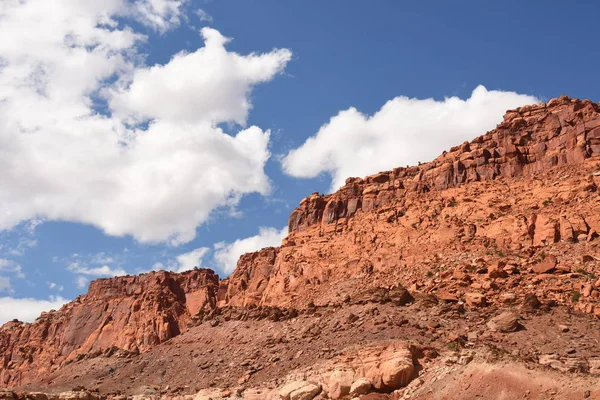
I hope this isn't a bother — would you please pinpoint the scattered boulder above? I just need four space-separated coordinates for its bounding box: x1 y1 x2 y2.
589 358 600 375
0 390 17 400
465 293 487 307
582 255 595 263
194 389 226 400
533 255 557 274
487 312 520 333
358 394 388 400
437 291 459 302
57 392 98 400
500 293 517 304
278 381 321 400
488 263 508 279
350 378 372 396
358 394 389 400
521 293 541 310
327 367 355 399
362 344 414 390
539 354 588 373
241 388 275 400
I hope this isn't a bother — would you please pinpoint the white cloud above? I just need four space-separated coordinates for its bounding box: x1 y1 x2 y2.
130 0 186 32
67 262 128 277
0 2 292 245
0 259 25 279
143 247 209 274
110 27 292 126
213 226 287 274
75 276 89 289
195 8 213 23
0 296 69 324
151 262 165 271
7 238 37 257
282 86 539 190
47 282 64 292
0 277 11 293
175 247 210 273
89 252 115 265
0 221 39 257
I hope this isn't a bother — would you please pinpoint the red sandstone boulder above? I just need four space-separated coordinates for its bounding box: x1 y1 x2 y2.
533 255 557 274
465 293 487 307
487 312 520 333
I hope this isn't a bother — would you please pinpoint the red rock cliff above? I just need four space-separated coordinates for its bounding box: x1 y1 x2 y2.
0 269 218 386
223 96 600 308
2 95 600 389
288 96 600 233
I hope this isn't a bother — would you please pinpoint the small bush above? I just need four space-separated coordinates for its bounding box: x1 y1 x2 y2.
576 268 597 280
447 341 460 352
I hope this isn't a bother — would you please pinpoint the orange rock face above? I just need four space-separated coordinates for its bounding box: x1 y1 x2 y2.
288 95 600 234
225 96 600 309
2 95 600 390
0 269 218 386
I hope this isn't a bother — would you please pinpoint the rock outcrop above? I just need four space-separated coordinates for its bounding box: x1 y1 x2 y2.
222 96 600 309
2 96 600 394
288 95 600 233
0 269 218 386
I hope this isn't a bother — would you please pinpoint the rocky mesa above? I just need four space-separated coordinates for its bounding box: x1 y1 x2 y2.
2 95 600 399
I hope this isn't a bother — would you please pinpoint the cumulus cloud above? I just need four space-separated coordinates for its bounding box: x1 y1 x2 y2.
110 28 292 125
0 296 69 324
75 276 89 290
67 262 128 277
175 247 210 273
214 226 287 274
0 1 292 245
282 86 539 190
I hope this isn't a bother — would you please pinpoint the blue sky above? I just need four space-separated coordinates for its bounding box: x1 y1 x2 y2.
0 0 599 322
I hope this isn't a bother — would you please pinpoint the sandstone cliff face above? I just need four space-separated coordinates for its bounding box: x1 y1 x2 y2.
2 96 600 390
288 95 600 233
224 96 600 308
0 269 218 386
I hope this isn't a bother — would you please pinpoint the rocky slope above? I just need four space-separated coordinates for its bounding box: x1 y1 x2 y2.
222 95 600 309
1 95 600 399
0 269 219 386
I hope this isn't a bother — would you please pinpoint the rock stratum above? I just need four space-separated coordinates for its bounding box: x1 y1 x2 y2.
2 95 600 399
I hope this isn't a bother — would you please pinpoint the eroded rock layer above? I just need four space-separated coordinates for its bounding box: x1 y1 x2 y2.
1 96 600 394
222 96 600 309
288 95 600 233
0 269 218 386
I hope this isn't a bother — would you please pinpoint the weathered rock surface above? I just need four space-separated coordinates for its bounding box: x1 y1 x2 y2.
278 381 321 400
223 96 600 310
487 312 520 333
349 378 372 396
0 269 219 386
2 96 600 397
